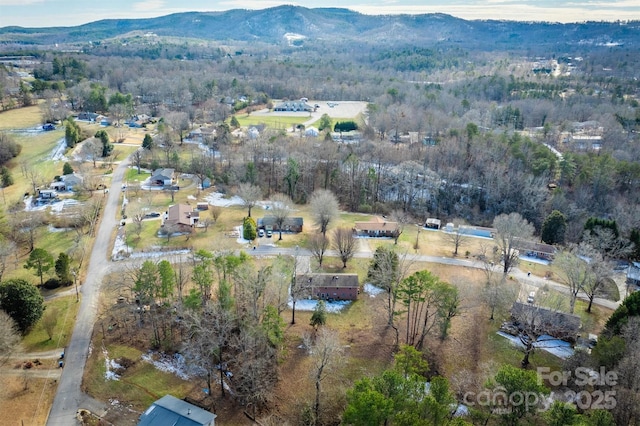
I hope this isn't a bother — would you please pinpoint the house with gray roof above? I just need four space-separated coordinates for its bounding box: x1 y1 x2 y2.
137 394 216 426
151 168 175 187
511 302 581 342
274 101 313 112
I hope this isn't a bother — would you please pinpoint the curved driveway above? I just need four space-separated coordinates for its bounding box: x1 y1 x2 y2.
47 158 129 426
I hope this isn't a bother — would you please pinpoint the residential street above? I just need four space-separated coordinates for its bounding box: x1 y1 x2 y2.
46 157 129 426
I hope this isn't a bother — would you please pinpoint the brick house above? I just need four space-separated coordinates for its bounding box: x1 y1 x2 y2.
296 273 359 301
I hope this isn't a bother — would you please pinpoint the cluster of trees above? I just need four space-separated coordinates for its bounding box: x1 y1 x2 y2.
120 251 292 412
365 245 460 348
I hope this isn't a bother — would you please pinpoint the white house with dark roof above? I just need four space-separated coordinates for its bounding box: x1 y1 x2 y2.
151 168 175 187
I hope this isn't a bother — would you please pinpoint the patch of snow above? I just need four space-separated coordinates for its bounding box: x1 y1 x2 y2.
364 283 384 297
235 225 251 244
23 196 78 213
47 224 73 233
290 298 352 313
141 352 194 380
111 234 132 260
103 347 122 381
204 192 244 207
48 138 68 162
187 195 196 200
496 332 574 359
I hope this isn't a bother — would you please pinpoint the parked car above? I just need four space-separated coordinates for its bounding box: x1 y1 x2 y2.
266 230 272 238
42 123 56 131
527 292 535 304
144 212 161 219
258 229 265 237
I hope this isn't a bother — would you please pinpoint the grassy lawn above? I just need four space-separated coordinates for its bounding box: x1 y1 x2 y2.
22 295 78 352
0 104 43 130
84 341 193 411
233 114 308 129
485 324 564 372
125 168 151 182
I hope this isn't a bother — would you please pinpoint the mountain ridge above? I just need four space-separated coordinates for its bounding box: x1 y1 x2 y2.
0 5 638 51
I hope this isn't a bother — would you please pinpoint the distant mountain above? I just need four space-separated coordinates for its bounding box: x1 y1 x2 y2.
0 6 638 51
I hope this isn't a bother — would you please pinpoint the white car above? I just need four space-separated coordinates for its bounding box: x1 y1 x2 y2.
258 229 265 237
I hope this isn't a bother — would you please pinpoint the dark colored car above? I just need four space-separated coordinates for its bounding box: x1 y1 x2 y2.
43 123 56 131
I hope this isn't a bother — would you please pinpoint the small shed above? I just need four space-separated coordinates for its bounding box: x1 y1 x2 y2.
37 189 58 199
425 218 441 230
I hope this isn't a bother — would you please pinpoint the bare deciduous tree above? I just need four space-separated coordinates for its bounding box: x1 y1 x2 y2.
184 303 235 397
0 311 21 367
493 212 535 274
554 247 593 314
81 137 103 168
238 182 262 218
131 149 144 174
209 205 222 223
270 193 292 241
41 307 58 340
304 328 344 425
0 239 16 282
444 219 471 256
310 189 339 237
308 234 330 268
390 209 412 245
332 227 357 268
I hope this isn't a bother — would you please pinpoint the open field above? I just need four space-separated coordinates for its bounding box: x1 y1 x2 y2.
234 101 368 130
0 104 43 130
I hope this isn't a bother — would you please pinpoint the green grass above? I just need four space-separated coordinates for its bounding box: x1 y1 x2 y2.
85 343 192 410
233 115 308 129
0 104 43 130
125 168 151 182
22 295 78 352
485 321 564 374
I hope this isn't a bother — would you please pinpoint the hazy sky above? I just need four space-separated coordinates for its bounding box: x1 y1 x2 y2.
1 0 639 28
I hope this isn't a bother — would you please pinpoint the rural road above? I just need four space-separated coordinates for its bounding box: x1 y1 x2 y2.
46 158 129 426
249 244 622 310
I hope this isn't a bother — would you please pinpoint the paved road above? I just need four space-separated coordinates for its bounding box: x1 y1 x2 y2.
46 158 129 426
249 245 621 310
